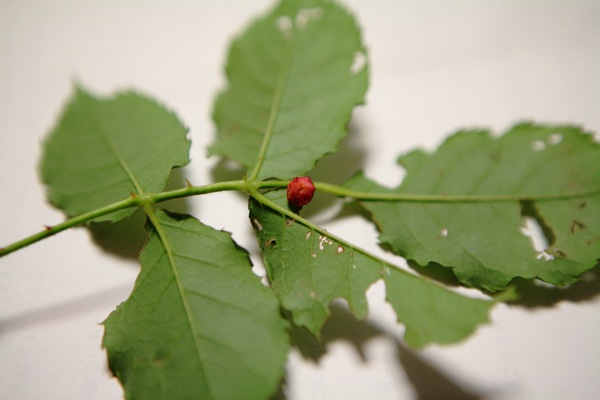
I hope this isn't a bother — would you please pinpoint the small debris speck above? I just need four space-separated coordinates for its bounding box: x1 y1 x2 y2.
531 140 545 151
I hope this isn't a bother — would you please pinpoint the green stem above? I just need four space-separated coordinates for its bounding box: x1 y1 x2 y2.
0 196 138 257
249 179 600 202
3 176 598 259
314 182 600 203
150 180 248 202
0 180 249 258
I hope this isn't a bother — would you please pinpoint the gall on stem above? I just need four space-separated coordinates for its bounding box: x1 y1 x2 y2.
287 176 315 210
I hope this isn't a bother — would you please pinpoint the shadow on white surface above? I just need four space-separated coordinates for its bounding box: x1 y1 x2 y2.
0 284 133 335
284 303 488 400
508 266 600 309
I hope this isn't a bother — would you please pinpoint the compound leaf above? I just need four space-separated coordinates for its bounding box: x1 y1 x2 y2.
345 123 600 292
103 210 289 400
249 190 492 347
210 0 368 180
40 88 190 222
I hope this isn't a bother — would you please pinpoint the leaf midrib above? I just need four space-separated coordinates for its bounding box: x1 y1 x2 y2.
88 101 145 196
145 209 216 399
248 34 295 181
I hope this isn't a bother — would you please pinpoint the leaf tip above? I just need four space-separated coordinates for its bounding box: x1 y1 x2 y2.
491 285 520 303
70 80 94 99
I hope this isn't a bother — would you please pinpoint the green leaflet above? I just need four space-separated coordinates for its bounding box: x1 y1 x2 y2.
249 190 493 347
40 88 190 222
103 210 289 400
209 0 368 180
345 123 600 292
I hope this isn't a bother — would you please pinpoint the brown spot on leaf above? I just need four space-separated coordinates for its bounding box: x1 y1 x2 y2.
265 239 277 248
553 249 567 258
579 201 587 209
587 237 600 245
571 220 586 234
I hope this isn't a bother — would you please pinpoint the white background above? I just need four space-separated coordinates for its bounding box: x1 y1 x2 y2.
1 1 600 399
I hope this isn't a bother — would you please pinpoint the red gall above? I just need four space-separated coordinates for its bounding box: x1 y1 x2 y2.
287 176 315 209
